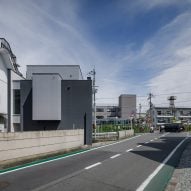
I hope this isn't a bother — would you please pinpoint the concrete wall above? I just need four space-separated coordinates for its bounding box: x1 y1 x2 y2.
118 129 134 139
0 53 8 115
119 94 136 119
0 129 84 164
26 65 83 80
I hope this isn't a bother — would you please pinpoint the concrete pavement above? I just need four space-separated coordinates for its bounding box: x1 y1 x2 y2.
0 132 189 191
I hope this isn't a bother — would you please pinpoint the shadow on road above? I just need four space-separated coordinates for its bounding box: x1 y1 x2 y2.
131 135 191 169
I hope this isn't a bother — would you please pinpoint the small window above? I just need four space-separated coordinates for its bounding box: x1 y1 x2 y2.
96 108 104 112
13 90 20 114
96 116 104 119
157 111 161 115
180 110 183 115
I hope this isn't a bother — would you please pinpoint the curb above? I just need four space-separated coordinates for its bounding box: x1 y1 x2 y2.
143 138 189 191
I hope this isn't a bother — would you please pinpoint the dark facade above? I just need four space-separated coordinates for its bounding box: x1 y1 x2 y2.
20 80 92 145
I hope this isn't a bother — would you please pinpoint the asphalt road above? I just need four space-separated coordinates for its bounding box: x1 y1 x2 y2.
0 132 188 191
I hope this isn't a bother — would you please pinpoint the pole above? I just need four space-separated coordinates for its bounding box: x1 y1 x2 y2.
139 103 142 119
88 68 97 138
148 93 153 127
92 68 96 136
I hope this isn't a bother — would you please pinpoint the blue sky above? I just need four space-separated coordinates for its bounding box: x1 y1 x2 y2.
1 0 191 110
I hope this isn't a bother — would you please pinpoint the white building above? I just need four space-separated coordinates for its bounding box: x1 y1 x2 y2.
0 38 24 132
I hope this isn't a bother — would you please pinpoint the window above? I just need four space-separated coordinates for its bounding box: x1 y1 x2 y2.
180 110 183 115
157 111 162 115
0 116 5 124
166 110 171 115
13 90 20 114
107 108 116 112
96 116 104 119
96 108 104 112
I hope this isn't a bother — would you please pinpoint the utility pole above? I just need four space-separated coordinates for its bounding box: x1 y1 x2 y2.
88 67 97 136
148 93 154 127
139 103 142 119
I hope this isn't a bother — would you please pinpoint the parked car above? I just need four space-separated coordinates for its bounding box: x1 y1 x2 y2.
160 123 184 132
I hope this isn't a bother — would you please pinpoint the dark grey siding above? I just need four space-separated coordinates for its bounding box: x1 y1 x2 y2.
20 80 92 145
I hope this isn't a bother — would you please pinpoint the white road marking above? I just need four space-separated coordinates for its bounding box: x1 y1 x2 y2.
110 154 121 159
145 142 149 144
137 145 142 148
0 135 142 176
154 138 158 140
85 162 102 170
150 139 154 142
126 149 133 152
136 137 188 191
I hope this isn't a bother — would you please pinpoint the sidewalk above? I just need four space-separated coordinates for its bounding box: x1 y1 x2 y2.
165 134 191 191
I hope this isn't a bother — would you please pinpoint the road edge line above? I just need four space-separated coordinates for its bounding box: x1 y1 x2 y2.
0 135 141 175
136 136 188 191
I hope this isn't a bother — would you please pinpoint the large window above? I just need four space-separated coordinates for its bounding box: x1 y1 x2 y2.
13 90 20 114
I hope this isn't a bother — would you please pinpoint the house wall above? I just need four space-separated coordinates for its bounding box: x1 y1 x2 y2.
20 80 92 145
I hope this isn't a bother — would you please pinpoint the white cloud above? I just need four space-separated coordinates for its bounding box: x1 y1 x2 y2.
1 0 191 110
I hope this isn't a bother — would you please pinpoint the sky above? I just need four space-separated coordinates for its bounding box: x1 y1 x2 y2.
1 0 191 111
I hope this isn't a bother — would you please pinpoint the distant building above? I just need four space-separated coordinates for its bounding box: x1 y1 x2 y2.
119 94 136 119
96 105 119 120
96 94 137 123
152 107 191 127
0 38 24 132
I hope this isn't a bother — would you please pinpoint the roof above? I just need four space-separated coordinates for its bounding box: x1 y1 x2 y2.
0 38 22 76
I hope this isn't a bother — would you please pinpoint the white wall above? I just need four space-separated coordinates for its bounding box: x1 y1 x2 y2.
118 129 134 139
27 65 83 80
0 55 8 115
0 129 84 164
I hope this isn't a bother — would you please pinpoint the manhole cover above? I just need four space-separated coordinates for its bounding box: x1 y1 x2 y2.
0 181 10 189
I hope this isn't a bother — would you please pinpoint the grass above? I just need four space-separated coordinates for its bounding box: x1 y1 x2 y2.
95 124 150 133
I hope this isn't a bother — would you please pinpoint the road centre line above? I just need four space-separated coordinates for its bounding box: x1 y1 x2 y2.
136 136 188 191
85 162 102 170
110 154 121 159
0 135 142 175
126 149 133 152
137 145 142 148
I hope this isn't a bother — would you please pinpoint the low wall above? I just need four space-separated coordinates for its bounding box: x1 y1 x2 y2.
0 129 84 164
118 129 134 139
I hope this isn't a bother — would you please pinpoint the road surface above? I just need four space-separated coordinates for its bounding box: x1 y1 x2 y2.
0 132 189 191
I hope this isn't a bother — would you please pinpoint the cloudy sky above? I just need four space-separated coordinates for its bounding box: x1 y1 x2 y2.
1 0 191 111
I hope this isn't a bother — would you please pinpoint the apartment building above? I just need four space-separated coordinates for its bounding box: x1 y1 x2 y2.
152 107 191 127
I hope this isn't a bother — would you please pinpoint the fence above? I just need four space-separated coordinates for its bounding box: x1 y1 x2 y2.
92 129 134 141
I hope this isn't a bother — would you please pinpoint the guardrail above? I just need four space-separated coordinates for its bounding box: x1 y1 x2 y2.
92 129 134 141
92 132 118 141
